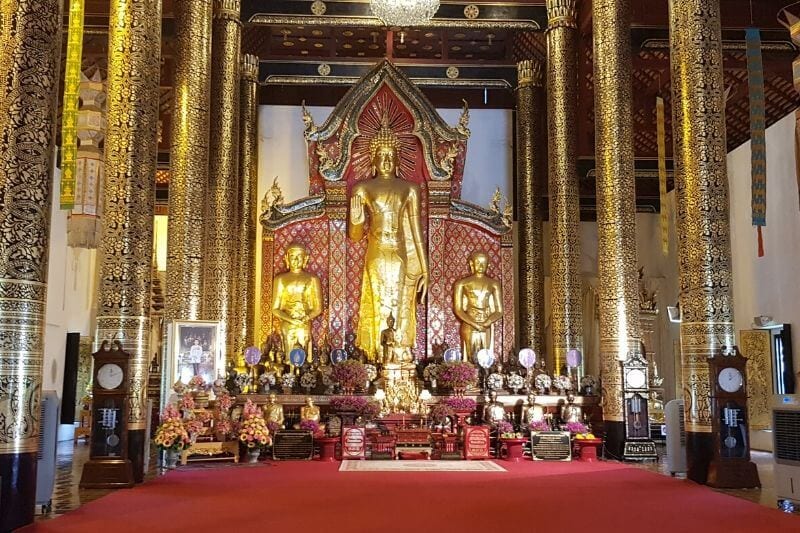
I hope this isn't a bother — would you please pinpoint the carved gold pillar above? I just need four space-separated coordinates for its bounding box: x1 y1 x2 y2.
233 54 259 358
166 0 213 321
669 0 735 484
204 0 241 362
546 0 583 374
593 0 642 457
516 59 546 359
0 1 61 528
95 0 162 483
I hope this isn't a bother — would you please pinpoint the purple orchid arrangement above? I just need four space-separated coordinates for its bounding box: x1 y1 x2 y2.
564 421 588 434
442 397 477 412
332 359 368 389
436 362 478 388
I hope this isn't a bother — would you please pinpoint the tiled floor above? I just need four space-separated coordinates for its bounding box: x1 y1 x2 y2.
37 441 791 522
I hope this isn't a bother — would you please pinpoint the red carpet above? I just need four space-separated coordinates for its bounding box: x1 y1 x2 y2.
26 460 798 533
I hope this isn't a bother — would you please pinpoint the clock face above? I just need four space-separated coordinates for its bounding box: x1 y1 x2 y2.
718 367 743 393
626 368 646 389
97 363 124 390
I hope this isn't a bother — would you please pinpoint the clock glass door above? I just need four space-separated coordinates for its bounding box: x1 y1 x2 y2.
625 393 650 439
91 397 124 457
718 400 748 459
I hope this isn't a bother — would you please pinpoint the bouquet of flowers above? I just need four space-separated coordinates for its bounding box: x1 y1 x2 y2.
330 395 381 419
564 421 588 435
580 375 597 389
507 373 525 392
497 419 515 438
212 378 227 396
215 392 234 413
364 364 378 382
436 362 478 389
215 418 233 440
259 372 277 388
300 371 318 391
238 399 271 450
280 372 296 391
442 397 476 412
234 372 251 393
188 375 206 391
332 359 368 390
154 405 191 452
186 418 204 438
423 363 440 382
179 392 195 411
429 402 454 421
299 419 322 436
554 375 572 394
529 420 551 432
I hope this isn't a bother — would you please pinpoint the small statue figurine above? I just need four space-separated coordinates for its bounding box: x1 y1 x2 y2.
453 251 504 363
522 393 546 425
483 390 506 426
380 312 398 364
298 396 325 432
272 244 323 360
263 392 285 429
560 393 583 424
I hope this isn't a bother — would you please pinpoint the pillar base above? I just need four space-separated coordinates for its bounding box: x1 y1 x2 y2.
0 452 37 531
129 429 146 483
603 420 625 459
686 431 714 484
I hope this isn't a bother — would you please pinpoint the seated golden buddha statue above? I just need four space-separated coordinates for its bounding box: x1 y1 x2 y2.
348 113 428 362
560 393 583 424
271 244 323 361
483 391 506 426
295 396 325 432
453 251 503 363
263 392 285 429
523 393 546 425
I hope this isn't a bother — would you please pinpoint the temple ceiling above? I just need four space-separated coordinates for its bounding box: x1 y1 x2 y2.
68 0 800 219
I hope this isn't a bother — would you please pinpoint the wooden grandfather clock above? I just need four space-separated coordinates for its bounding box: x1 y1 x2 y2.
706 347 760 489
621 353 657 460
80 340 135 489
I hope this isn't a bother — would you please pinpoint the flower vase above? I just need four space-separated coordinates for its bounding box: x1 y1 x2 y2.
453 386 466 398
342 386 355 396
247 449 260 463
165 449 180 469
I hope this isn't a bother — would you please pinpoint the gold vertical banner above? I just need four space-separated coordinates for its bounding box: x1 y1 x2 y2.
60 0 85 210
656 96 669 255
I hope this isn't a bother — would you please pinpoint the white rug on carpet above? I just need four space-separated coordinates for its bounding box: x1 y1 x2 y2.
339 460 506 472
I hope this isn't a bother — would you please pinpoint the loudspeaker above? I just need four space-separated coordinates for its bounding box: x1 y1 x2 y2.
61 332 81 424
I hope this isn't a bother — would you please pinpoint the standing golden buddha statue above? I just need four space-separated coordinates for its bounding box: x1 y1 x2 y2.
271 244 323 360
348 114 428 361
453 251 504 363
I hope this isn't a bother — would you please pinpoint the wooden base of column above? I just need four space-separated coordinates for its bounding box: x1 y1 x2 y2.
0 452 37 531
128 429 146 483
603 420 625 459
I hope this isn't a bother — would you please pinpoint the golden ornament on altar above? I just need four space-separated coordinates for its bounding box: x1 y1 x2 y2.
263 392 285 427
453 251 503 363
348 112 428 361
271 244 323 360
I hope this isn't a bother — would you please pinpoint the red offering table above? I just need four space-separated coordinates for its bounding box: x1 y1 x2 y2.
574 438 603 462
317 436 339 462
499 437 527 462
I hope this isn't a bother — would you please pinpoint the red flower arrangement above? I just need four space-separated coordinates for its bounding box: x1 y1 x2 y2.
442 397 476 412
332 359 368 390
436 362 479 389
429 402 454 421
299 419 322 436
330 395 380 418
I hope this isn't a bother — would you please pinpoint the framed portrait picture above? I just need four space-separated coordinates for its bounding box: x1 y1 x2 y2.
163 320 223 403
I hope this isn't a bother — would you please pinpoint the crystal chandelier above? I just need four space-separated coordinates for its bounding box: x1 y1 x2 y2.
370 0 441 26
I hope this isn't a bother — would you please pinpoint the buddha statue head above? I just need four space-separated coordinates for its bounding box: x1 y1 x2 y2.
566 392 575 403
468 251 489 276
369 113 400 179
304 396 315 408
284 243 310 273
527 393 537 405
488 390 498 403
385 311 396 330
267 392 278 404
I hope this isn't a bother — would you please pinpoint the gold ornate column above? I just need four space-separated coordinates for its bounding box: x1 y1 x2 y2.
669 0 735 484
593 0 642 457
233 54 259 358
516 59 546 359
166 0 213 321
0 1 62 528
204 0 241 362
546 0 583 374
95 0 162 483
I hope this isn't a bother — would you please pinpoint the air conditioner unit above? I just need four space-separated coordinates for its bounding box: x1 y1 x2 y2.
665 399 687 476
36 391 61 514
773 395 800 512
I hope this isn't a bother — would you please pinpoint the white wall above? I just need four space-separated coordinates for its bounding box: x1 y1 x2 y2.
729 110 800 382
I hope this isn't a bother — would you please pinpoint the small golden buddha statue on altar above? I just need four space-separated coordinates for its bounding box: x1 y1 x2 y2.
263 392 285 429
297 396 325 432
271 244 323 360
523 393 546 425
560 393 583 424
483 391 506 426
453 251 503 363
348 112 428 362
379 312 403 364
